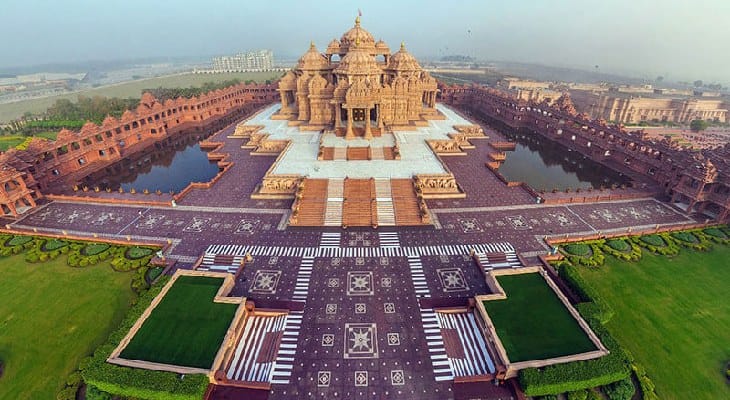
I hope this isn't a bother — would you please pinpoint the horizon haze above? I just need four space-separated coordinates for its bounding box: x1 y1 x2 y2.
2 0 729 83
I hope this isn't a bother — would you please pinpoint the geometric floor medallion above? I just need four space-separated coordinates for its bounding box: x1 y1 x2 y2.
249 270 282 294
344 322 379 359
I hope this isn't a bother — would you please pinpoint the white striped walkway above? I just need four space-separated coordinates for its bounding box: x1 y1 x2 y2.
407 255 430 298
292 257 313 301
319 232 341 248
436 311 495 377
421 308 454 382
270 310 303 384
226 313 287 382
201 242 515 260
378 231 400 247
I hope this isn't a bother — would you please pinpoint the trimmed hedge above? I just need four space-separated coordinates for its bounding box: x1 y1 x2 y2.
558 264 614 324
83 243 110 256
81 276 210 400
603 376 635 400
518 315 630 396
564 243 591 256
703 227 727 239
671 231 698 243
601 238 642 262
605 239 630 252
639 234 665 247
632 234 680 255
6 235 33 247
127 246 154 260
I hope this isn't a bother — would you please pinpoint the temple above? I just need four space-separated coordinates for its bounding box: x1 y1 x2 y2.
274 16 440 137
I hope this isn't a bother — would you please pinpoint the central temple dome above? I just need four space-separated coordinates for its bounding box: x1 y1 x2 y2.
339 16 376 51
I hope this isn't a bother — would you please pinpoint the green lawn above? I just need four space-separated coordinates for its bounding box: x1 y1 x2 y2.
119 275 237 369
0 255 135 400
577 246 730 400
483 273 597 362
0 71 283 123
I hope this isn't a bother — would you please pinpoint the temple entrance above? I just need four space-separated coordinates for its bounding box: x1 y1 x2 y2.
352 108 367 122
370 106 378 122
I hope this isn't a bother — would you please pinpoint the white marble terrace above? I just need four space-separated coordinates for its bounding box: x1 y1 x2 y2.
243 103 473 179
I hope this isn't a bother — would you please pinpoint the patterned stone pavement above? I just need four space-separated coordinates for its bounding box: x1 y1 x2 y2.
6 109 700 400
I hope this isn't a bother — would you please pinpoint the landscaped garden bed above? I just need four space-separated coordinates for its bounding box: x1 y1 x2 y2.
483 273 597 362
118 275 238 369
82 276 210 400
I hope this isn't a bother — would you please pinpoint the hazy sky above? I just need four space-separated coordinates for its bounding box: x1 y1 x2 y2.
2 0 729 82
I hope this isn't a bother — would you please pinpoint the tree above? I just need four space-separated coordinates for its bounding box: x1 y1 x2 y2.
690 119 709 132
655 76 663 82
604 377 635 400
693 80 703 87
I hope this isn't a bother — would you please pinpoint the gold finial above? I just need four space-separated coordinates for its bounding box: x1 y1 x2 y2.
310 40 316 49
355 37 361 46
355 15 361 25
400 41 406 51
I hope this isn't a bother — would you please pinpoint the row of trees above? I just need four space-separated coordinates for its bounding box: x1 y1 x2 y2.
142 78 247 101
3 79 252 139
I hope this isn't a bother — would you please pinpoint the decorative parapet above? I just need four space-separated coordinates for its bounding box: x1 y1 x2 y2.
230 124 265 138
426 139 467 156
453 124 487 138
414 173 465 199
252 174 302 200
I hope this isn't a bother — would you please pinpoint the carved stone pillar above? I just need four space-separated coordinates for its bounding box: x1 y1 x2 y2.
346 107 354 140
334 104 342 129
377 104 384 129
364 107 373 140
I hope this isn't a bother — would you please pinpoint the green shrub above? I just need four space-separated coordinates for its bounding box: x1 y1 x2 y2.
44 239 68 251
639 235 665 247
586 389 602 400
56 386 78 400
564 243 591 256
25 252 40 263
567 390 589 400
85 385 113 400
632 363 658 400
78 258 89 268
66 371 82 387
703 227 727 239
671 231 698 243
147 267 164 283
6 235 33 247
604 377 635 400
126 246 154 260
539 395 558 400
83 243 110 256
606 239 630 252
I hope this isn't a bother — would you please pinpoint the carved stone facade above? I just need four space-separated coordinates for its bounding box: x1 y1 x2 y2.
275 17 440 138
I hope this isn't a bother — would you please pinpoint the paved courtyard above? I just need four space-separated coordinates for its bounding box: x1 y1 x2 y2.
6 106 699 399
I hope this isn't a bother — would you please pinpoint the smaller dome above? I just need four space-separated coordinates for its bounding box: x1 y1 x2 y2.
375 39 389 52
388 42 421 71
298 42 328 70
327 39 341 52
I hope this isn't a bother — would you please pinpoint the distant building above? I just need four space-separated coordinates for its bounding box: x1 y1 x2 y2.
570 89 728 124
210 50 274 72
